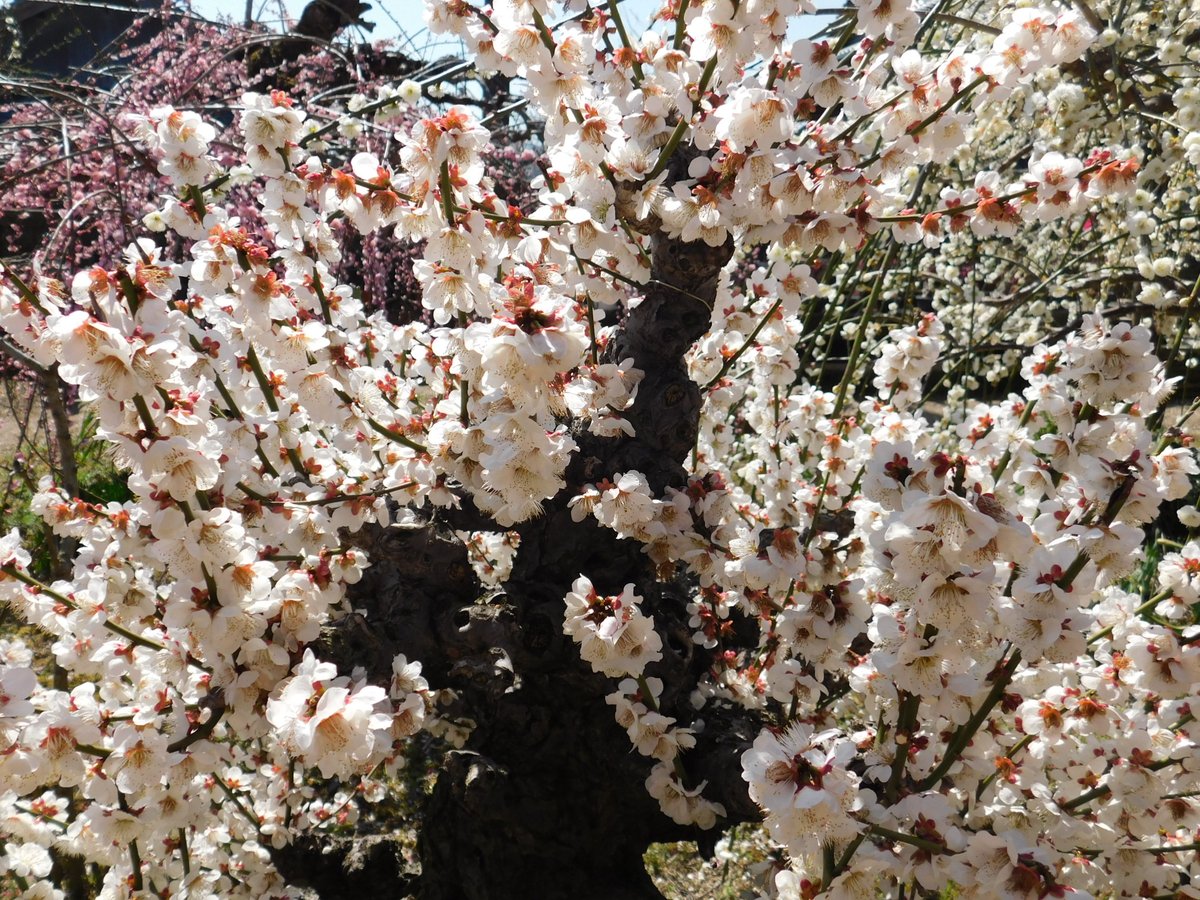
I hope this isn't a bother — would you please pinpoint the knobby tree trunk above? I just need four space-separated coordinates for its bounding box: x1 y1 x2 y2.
274 152 766 899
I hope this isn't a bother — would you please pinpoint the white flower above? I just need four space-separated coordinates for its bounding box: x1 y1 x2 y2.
563 576 663 678
645 761 726 829
2 842 53 879
742 722 865 857
398 79 422 105
0 664 36 719
1178 506 1200 529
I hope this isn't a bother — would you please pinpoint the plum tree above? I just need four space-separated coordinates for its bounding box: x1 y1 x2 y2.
0 1 1198 899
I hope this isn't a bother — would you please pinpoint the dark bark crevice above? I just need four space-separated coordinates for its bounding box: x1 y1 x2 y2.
273 833 417 899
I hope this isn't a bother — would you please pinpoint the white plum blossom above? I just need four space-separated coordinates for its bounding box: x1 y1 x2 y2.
563 576 663 679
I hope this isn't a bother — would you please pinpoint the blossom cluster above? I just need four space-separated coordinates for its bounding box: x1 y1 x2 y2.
562 575 730 829
889 0 1200 398
709 310 1197 897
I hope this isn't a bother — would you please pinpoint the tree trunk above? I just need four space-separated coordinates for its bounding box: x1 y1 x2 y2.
277 153 765 899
